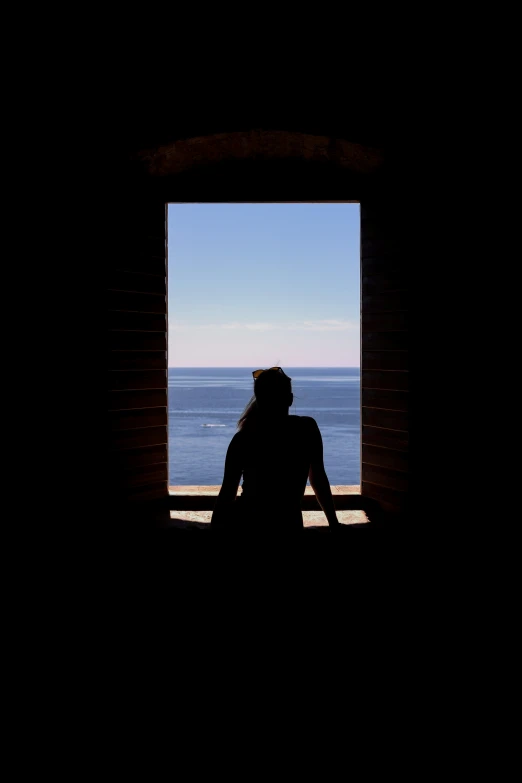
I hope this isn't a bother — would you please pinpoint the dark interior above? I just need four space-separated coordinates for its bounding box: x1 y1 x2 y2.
104 103 444 546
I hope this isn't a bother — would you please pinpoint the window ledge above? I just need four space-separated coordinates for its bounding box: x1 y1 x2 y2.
168 485 364 511
167 508 369 528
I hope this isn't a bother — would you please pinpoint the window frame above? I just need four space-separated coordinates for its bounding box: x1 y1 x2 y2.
165 201 369 514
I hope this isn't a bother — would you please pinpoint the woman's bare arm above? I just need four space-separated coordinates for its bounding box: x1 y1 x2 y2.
211 433 243 527
308 419 340 527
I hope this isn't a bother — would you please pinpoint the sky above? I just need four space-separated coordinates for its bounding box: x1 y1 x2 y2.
168 203 360 367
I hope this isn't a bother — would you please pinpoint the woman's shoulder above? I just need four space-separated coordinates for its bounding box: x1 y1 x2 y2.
292 415 319 430
228 429 245 449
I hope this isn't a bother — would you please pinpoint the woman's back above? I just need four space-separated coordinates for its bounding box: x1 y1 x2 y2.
239 415 314 510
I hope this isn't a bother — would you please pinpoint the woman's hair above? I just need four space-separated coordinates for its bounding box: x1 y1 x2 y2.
238 369 292 430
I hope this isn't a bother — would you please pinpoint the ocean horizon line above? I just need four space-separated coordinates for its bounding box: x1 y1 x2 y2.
168 366 360 369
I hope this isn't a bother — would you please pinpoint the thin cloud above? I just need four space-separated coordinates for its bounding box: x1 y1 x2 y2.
244 322 277 331
218 322 277 331
169 321 276 332
297 319 358 331
169 319 357 333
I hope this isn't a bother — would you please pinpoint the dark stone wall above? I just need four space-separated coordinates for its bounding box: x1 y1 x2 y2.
107 121 414 524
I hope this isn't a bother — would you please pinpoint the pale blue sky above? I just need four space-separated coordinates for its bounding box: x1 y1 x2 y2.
168 203 360 367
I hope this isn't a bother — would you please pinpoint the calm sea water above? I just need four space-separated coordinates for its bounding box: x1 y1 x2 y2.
168 368 360 486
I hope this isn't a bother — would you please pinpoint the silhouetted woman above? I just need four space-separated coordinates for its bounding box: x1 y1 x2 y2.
211 367 341 531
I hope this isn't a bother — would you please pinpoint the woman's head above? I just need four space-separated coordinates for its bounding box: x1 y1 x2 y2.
238 368 293 430
253 368 293 412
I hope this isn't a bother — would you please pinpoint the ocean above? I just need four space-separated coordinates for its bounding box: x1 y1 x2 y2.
168 368 360 486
